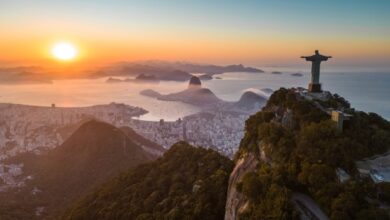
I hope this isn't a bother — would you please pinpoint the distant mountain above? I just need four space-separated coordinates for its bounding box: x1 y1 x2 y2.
119 64 192 81
159 88 222 106
62 142 234 220
121 73 160 84
134 73 159 82
105 74 160 84
0 66 53 85
141 76 222 106
140 87 222 106
96 61 264 82
139 89 162 98
176 63 263 74
0 71 53 84
140 61 264 74
96 64 193 81
188 75 202 89
0 120 156 219
106 77 122 83
234 91 267 110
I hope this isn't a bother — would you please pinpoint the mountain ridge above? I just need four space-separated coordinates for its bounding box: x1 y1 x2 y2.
0 119 157 219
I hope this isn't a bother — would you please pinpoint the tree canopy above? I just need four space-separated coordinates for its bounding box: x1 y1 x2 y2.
63 142 233 220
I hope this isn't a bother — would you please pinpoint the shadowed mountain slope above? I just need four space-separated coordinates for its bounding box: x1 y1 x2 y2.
0 120 156 219
62 142 233 220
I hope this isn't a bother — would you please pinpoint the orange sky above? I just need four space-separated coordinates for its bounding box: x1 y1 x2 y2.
1 1 390 70
2 32 389 69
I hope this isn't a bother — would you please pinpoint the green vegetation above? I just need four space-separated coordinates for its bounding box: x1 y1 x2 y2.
63 142 233 220
237 88 390 219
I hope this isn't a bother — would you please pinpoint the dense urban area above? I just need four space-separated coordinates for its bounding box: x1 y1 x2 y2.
0 102 250 191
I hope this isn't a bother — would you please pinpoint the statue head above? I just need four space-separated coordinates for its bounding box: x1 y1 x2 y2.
315 50 319 55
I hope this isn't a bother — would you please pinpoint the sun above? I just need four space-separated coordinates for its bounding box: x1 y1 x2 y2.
51 42 78 61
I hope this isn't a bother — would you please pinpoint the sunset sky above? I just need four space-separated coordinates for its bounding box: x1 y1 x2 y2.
1 0 390 69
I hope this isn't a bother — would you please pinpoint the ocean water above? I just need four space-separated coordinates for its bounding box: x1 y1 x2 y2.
204 71 390 120
0 70 389 120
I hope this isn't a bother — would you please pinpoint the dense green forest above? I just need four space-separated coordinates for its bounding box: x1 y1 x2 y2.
63 142 233 220
237 88 390 219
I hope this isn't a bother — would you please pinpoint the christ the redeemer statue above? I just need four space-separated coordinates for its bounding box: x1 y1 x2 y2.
301 50 331 93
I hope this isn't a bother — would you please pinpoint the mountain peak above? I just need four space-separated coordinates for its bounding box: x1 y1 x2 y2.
188 75 202 89
16 119 155 216
235 91 267 110
55 119 128 154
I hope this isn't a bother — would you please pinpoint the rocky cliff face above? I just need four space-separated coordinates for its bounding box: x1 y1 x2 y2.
225 152 259 220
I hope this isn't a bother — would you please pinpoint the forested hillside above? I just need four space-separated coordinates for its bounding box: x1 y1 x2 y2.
63 142 234 220
232 88 390 219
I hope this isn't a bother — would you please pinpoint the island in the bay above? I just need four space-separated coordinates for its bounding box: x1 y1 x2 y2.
140 75 267 111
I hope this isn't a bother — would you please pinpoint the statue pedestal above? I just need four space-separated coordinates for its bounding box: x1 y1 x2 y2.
308 83 322 93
